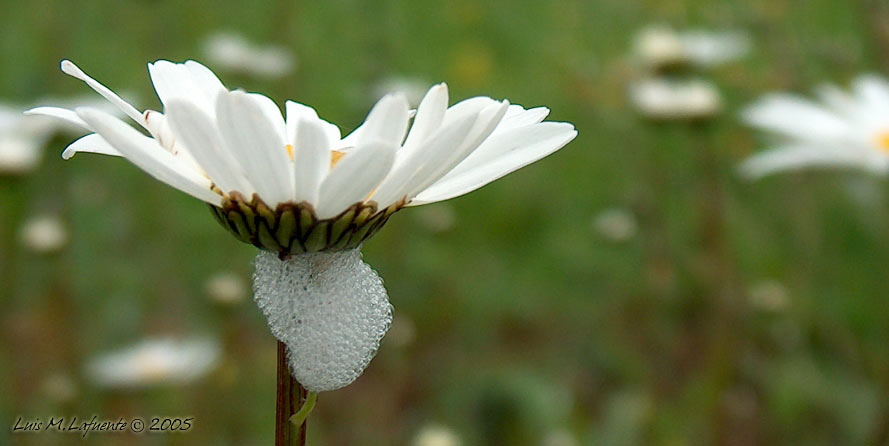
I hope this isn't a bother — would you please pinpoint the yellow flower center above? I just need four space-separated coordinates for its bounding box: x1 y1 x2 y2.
330 150 345 167
284 145 345 167
877 132 889 154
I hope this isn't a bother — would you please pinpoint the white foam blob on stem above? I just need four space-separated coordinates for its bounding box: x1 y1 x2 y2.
253 248 393 392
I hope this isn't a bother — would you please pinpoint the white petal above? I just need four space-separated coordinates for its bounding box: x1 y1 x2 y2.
24 106 90 130
370 112 479 209
358 93 410 146
165 99 254 195
411 122 576 205
148 60 225 113
738 144 886 179
76 108 221 205
853 74 889 114
61 133 122 160
815 84 860 119
405 99 510 198
495 106 550 133
246 93 287 143
741 94 850 142
401 83 448 154
216 91 291 204
445 118 563 178
316 140 395 218
292 117 332 204
184 60 227 97
61 60 147 127
441 96 499 127
285 101 341 146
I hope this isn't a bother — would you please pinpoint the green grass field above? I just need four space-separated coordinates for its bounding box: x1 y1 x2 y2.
3 0 889 444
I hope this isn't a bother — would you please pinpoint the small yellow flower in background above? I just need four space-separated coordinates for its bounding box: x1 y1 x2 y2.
739 75 889 179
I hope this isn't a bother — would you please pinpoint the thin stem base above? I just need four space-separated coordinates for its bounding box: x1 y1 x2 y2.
275 340 308 446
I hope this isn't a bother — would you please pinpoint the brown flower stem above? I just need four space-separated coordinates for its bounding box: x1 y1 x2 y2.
275 340 308 446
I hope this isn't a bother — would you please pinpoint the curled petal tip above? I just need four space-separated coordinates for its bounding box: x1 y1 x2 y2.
60 60 81 77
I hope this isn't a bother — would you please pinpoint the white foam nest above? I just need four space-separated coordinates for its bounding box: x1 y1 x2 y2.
253 248 392 392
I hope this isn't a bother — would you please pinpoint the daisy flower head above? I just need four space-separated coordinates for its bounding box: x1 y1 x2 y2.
30 59 577 392
739 75 889 179
29 59 577 258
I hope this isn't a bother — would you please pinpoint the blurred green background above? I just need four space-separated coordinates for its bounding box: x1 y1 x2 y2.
3 0 889 444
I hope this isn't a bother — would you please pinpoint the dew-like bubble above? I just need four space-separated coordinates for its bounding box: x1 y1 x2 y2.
253 248 393 392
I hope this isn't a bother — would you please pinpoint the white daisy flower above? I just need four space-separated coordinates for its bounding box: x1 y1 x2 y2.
31 59 576 393
19 214 68 254
677 29 751 68
628 77 722 120
633 25 751 70
592 207 637 243
202 32 296 79
747 279 789 312
0 105 53 175
28 59 576 257
739 75 889 179
204 271 248 305
413 424 462 446
85 337 220 388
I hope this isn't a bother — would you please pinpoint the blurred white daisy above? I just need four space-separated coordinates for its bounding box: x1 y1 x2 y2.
739 75 889 179
202 32 295 79
413 424 462 446
678 29 751 68
633 25 751 70
0 96 129 175
19 214 68 253
0 105 51 174
747 279 790 312
204 271 247 305
592 207 637 243
372 76 430 108
86 337 220 388
629 77 722 120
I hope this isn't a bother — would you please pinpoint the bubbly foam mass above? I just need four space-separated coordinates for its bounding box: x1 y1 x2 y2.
253 248 393 392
